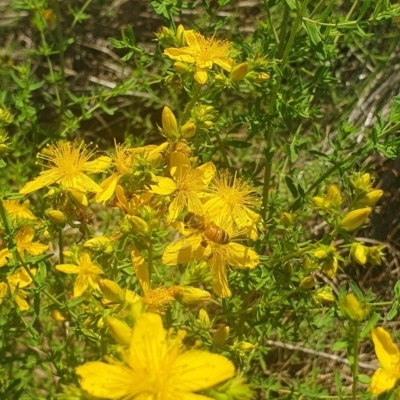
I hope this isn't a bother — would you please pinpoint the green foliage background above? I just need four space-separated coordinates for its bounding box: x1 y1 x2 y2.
0 0 400 399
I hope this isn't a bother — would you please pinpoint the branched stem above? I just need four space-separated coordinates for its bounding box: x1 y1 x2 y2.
262 0 311 220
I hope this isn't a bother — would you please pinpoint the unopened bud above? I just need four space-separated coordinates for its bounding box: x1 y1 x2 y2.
69 190 88 207
356 190 383 207
173 61 190 74
248 71 270 83
84 236 113 254
0 144 9 155
350 242 367 266
340 293 369 322
196 308 211 329
176 24 186 46
213 325 230 347
231 62 248 81
127 215 149 236
300 276 315 289
280 212 292 227
176 287 211 305
107 316 131 346
313 286 335 305
312 196 327 208
367 245 385 266
237 341 255 352
162 106 178 140
47 209 67 224
99 279 125 304
326 185 342 208
181 122 196 139
321 257 338 278
340 207 371 231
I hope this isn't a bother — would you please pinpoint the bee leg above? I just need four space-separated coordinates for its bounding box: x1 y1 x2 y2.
200 240 208 248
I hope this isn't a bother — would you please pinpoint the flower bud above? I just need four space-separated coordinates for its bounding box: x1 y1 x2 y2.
350 173 372 192
312 196 327 208
313 286 335 305
213 325 230 347
280 212 292 227
69 190 88 207
300 276 315 289
107 316 131 346
181 122 196 139
176 24 186 47
237 341 255 352
176 287 211 305
340 293 370 322
47 209 67 224
340 207 371 231
356 189 383 207
127 215 149 236
231 62 248 81
0 143 9 155
173 61 189 74
84 236 113 254
326 185 342 208
99 279 125 304
248 71 270 83
162 106 178 140
196 308 211 329
350 242 367 266
367 245 385 266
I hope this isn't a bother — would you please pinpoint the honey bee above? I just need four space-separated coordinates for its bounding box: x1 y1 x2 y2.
184 212 230 247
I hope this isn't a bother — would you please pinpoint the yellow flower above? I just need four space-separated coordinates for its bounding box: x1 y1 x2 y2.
56 253 103 297
76 312 235 399
95 143 132 203
0 248 13 267
2 267 34 310
142 286 181 314
19 141 111 195
204 173 260 239
151 152 216 220
164 30 233 85
3 200 36 221
163 217 259 298
370 327 400 395
15 226 49 261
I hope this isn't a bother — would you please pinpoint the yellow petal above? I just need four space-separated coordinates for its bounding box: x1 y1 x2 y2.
171 350 235 391
76 362 136 398
19 170 59 194
225 242 259 269
170 151 190 181
84 156 111 173
184 30 201 49
162 236 205 265
0 282 7 301
61 173 102 193
56 264 80 274
369 368 398 395
151 177 177 195
24 242 49 256
214 57 233 71
197 162 216 185
96 173 120 203
74 275 89 297
210 254 231 298
169 194 186 221
164 47 196 63
128 313 167 370
15 291 29 311
372 327 400 372
0 248 12 267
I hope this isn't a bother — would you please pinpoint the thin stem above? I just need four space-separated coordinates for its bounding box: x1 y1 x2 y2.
261 0 311 220
50 0 66 129
351 323 359 400
147 240 153 278
58 228 64 264
71 0 93 30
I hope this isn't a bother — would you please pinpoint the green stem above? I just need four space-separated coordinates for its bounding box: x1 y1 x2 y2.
71 0 93 30
261 0 311 220
269 244 314 265
50 0 66 130
180 85 201 124
147 240 153 278
351 323 359 400
58 228 64 264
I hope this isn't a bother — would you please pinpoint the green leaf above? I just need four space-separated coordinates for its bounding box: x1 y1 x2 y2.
387 302 398 321
332 340 348 351
0 159 6 168
285 176 298 197
303 21 322 47
358 374 371 384
224 139 252 149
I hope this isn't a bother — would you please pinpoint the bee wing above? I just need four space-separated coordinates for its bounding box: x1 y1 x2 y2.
162 235 206 265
